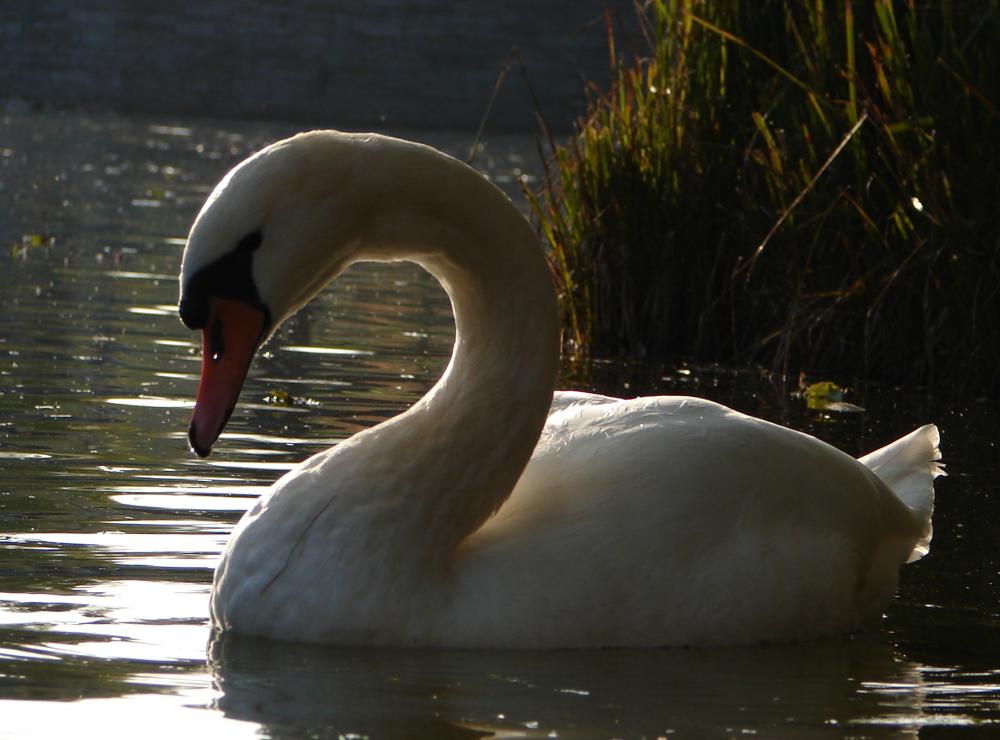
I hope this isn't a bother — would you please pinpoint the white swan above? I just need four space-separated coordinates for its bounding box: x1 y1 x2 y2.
178 131 942 647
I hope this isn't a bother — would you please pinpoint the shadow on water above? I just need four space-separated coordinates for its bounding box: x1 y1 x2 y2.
1 108 999 737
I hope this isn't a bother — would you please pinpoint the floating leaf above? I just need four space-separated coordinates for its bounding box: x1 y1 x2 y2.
263 389 294 406
22 233 55 249
803 381 865 412
262 389 320 408
804 381 843 402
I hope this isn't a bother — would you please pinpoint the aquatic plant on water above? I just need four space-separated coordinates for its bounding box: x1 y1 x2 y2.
526 0 999 393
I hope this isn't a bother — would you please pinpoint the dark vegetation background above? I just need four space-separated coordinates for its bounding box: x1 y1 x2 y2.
530 1 999 395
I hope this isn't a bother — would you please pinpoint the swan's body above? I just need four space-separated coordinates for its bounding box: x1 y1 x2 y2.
178 131 942 647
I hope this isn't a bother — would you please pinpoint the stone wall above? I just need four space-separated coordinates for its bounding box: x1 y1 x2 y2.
1 0 636 131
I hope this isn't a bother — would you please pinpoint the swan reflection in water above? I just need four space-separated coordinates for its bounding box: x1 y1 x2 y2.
209 634 932 738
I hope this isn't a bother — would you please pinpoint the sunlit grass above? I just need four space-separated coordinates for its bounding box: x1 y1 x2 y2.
527 0 999 392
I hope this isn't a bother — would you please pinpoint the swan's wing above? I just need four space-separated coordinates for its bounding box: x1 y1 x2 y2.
452 395 900 645
506 394 876 526
548 390 623 415
448 395 943 646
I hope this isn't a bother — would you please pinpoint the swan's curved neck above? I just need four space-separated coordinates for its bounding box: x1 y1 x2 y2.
331 145 559 564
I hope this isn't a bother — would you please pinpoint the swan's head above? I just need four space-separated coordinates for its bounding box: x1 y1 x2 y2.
178 131 376 457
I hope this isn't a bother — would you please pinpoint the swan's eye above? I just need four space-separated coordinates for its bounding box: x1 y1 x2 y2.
210 317 225 362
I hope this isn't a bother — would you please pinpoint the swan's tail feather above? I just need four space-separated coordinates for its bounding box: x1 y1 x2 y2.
858 424 943 562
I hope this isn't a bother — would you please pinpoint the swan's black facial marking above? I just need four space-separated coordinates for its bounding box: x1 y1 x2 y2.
179 229 271 331
235 230 263 253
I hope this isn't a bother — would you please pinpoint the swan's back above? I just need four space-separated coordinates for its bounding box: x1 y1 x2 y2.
447 396 939 647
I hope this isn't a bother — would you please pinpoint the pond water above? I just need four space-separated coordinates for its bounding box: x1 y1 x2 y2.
1 109 998 738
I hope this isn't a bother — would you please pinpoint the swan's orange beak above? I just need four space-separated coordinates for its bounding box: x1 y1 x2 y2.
189 297 267 458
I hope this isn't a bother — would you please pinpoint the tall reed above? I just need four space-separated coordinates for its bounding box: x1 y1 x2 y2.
527 0 999 392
